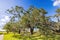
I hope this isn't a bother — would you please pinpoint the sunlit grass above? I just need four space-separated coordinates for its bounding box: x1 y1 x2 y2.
3 32 21 40
3 32 60 40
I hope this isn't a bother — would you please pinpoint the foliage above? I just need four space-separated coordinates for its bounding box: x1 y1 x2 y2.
4 6 60 36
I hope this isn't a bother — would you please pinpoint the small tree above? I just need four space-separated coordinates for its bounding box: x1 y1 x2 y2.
4 22 12 33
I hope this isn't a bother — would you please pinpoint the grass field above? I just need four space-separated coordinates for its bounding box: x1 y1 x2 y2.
3 32 60 40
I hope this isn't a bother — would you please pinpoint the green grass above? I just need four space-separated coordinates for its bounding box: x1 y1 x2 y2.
0 32 6 35
0 32 3 35
3 32 60 40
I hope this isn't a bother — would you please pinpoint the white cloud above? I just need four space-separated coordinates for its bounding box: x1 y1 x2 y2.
53 0 60 7
51 17 58 22
1 19 5 22
1 16 10 22
5 16 10 21
0 16 10 28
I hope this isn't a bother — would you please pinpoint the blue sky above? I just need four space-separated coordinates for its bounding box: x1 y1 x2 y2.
0 0 60 29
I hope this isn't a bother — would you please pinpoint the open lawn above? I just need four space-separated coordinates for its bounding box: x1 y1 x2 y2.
3 32 60 40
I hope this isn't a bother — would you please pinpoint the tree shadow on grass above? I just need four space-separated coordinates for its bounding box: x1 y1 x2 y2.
12 34 22 39
12 34 38 40
12 34 57 40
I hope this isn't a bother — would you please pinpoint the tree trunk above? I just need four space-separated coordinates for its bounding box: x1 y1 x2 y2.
7 30 9 34
30 27 34 35
18 29 21 34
